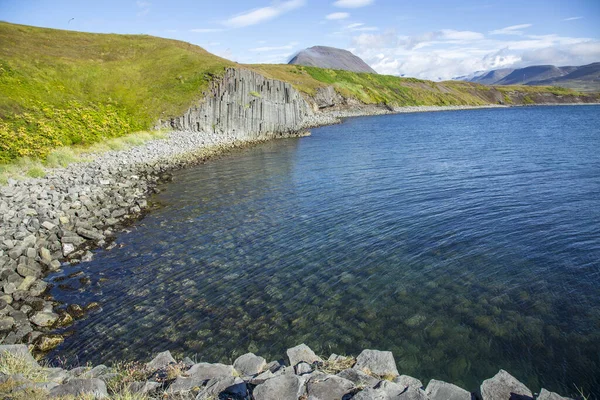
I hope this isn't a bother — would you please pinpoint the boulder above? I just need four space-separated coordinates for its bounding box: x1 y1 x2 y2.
537 388 573 400
49 378 108 399
399 386 429 400
0 344 39 368
352 387 389 400
375 380 406 397
35 334 64 352
253 374 306 400
353 349 399 377
337 368 380 388
128 380 161 394
168 362 234 393
146 350 176 372
295 362 313 375
306 375 355 400
480 370 533 400
286 343 323 367
196 376 248 400
426 379 471 400
233 352 267 376
394 375 424 389
30 311 59 327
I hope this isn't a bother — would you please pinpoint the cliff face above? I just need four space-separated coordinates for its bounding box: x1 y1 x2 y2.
166 68 311 138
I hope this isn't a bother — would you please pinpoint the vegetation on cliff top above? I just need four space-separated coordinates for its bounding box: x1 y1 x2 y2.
0 21 596 165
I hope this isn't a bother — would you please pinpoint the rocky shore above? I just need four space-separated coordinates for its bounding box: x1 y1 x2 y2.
0 342 575 399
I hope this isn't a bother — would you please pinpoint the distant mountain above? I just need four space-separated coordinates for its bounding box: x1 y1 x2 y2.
463 63 600 92
289 46 377 74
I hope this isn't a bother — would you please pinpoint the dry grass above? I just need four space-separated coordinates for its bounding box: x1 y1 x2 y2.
318 356 356 375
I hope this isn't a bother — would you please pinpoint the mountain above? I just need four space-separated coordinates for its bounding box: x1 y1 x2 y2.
288 46 377 74
464 63 600 92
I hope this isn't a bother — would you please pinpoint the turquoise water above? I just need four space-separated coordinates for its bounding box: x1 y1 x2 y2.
48 105 600 396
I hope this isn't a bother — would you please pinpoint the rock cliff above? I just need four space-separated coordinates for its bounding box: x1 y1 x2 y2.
166 68 311 138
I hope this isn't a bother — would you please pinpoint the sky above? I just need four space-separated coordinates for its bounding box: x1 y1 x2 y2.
1 0 599 80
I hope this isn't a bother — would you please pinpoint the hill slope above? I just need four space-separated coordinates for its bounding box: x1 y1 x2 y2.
288 46 377 74
0 21 233 162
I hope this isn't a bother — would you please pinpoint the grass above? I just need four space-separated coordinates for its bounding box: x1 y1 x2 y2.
319 355 356 375
0 350 49 383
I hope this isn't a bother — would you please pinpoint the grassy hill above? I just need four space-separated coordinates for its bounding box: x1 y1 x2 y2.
0 21 596 165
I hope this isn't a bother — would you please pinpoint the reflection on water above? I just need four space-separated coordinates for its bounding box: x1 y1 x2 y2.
48 106 600 396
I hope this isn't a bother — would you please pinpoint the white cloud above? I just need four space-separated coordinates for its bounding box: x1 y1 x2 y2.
223 0 305 28
190 28 225 33
333 0 374 8
350 27 600 81
346 23 364 29
489 24 532 36
326 12 350 20
563 16 583 21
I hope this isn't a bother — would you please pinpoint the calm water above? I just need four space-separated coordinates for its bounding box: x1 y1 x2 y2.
48 106 600 396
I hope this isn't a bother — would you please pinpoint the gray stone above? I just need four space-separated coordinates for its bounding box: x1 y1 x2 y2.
196 376 248 400
40 247 52 264
287 343 323 367
352 387 389 400
426 379 471 400
537 388 573 400
0 316 15 331
353 349 399 377
45 368 69 384
146 350 176 371
253 374 306 400
247 369 275 385
16 262 41 278
62 242 75 256
0 344 39 367
295 361 313 375
306 374 355 400
29 280 48 296
42 221 56 230
375 380 406 398
481 370 533 400
394 375 424 389
233 352 267 376
399 387 429 400
337 368 379 388
17 276 36 291
30 311 59 327
169 362 234 393
76 227 104 241
49 378 108 398
81 364 109 378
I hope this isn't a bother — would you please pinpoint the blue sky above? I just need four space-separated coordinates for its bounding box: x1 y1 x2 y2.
2 0 599 80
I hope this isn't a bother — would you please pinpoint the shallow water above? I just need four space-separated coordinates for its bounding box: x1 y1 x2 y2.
48 105 600 395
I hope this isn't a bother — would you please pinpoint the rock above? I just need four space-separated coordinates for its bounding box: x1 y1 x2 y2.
42 221 56 230
16 262 41 278
233 352 267 376
295 361 313 375
196 376 248 400
40 247 53 264
76 227 104 241
128 380 161 394
337 368 379 388
353 349 399 377
82 365 109 379
0 316 15 331
306 374 355 400
352 387 389 400
46 368 70 384
480 370 533 400
35 334 64 352
426 379 471 400
169 362 234 393
253 374 306 400
17 276 36 291
62 242 75 256
146 350 176 372
266 360 284 373
28 280 48 296
54 310 74 328
0 344 39 367
248 369 275 385
67 304 85 318
375 380 407 397
537 388 573 400
394 375 424 389
49 378 108 399
286 343 323 367
400 387 429 400
30 311 59 327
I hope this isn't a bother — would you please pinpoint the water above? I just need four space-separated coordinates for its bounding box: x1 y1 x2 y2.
48 105 600 396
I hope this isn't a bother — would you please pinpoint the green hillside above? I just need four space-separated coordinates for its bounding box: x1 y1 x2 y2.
0 21 596 165
0 21 232 162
